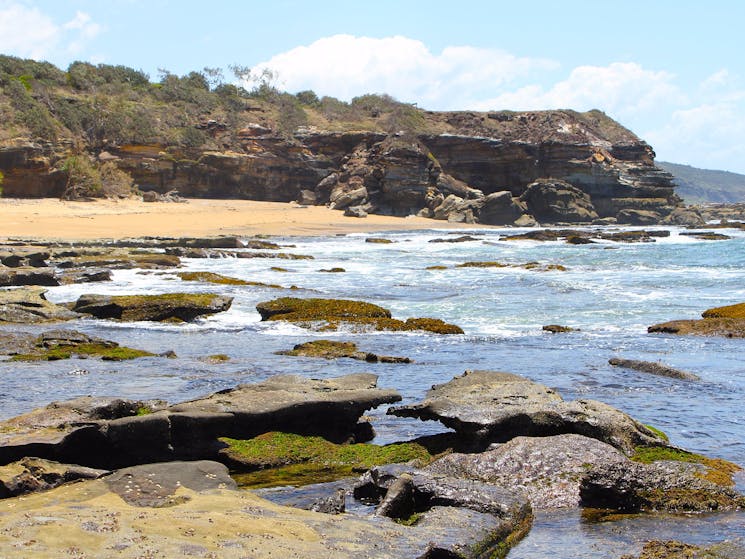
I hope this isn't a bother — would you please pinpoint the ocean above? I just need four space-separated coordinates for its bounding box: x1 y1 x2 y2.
1 225 743 556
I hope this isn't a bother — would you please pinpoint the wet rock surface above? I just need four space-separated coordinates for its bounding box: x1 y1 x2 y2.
388 370 668 454
620 539 745 559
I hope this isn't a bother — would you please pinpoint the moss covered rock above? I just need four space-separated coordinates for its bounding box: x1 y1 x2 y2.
631 445 741 487
277 340 411 363
221 432 432 488
649 301 745 338
256 297 463 334
72 292 233 322
176 271 282 288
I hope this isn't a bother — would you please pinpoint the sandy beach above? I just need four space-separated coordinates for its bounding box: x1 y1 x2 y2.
0 198 478 241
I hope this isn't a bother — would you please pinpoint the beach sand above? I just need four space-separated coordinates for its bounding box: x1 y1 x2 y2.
0 198 478 241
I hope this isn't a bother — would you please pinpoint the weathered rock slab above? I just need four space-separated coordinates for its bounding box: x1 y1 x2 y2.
0 460 531 559
427 434 627 509
0 287 78 323
0 373 401 468
71 292 233 321
388 370 667 454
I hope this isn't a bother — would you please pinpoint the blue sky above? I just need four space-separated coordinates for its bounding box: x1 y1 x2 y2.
2 0 744 173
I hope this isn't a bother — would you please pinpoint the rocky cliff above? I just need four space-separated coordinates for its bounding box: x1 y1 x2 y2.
0 111 693 226
0 56 693 225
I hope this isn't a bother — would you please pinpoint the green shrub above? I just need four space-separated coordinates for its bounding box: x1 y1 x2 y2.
61 155 102 199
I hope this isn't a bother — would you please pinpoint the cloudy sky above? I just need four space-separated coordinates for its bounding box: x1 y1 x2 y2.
2 0 744 173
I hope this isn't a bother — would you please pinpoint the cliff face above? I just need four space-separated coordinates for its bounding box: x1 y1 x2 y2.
0 109 688 225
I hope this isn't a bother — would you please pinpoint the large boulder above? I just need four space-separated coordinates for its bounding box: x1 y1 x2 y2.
427 434 626 509
663 206 705 227
477 191 526 225
426 434 744 512
616 209 662 225
0 373 401 469
388 370 668 454
71 292 233 322
520 179 598 223
0 287 78 323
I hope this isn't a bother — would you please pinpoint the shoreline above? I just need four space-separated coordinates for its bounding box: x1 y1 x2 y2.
0 198 482 242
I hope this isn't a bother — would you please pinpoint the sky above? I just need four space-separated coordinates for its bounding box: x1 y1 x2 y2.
1 0 744 173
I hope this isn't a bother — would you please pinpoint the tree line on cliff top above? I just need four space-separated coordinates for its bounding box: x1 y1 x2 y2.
0 55 423 149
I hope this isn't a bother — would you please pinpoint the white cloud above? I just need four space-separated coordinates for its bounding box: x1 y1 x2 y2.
250 35 745 172
248 34 557 109
0 2 101 61
474 62 685 120
645 100 745 169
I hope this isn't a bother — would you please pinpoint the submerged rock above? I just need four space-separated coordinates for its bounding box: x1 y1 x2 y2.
543 324 578 333
388 370 668 454
176 270 282 288
620 539 745 559
256 297 464 334
71 292 233 322
0 287 78 323
609 358 700 381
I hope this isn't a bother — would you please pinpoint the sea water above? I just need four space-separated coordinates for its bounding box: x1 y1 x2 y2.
1 225 744 557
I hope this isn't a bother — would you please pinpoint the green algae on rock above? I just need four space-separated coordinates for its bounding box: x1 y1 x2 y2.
457 261 568 272
11 342 154 361
631 445 742 487
277 340 411 363
256 297 464 334
649 301 745 338
176 271 282 288
71 292 233 322
220 432 433 488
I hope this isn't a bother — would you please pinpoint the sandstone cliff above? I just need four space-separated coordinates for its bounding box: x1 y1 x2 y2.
0 56 693 225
